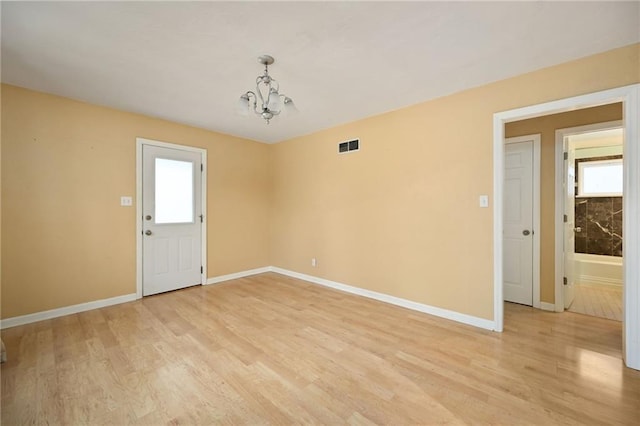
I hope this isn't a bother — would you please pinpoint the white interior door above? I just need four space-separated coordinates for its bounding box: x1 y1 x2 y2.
504 140 534 306
142 144 203 296
563 141 576 309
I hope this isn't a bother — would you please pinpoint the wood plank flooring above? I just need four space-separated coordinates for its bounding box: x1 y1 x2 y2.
568 283 623 321
2 272 639 425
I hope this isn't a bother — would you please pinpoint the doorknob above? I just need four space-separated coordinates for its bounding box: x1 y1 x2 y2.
145 215 152 221
145 230 152 236
522 230 531 236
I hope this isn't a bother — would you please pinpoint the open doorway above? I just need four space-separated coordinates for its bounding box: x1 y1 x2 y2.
493 84 640 371
503 105 621 312
558 122 623 321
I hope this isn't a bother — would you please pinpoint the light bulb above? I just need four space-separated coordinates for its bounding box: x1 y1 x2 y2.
267 89 281 111
283 97 298 115
237 94 250 116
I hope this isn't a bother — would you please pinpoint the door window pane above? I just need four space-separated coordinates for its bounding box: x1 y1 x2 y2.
155 158 194 223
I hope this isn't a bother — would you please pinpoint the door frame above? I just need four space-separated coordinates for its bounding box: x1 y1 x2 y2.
492 84 639 370
135 137 207 299
504 135 541 308
554 120 623 312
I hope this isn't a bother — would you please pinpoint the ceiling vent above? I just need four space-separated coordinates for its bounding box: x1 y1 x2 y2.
338 139 359 154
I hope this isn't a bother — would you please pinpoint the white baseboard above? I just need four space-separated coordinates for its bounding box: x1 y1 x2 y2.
2 266 498 333
1 266 271 330
206 266 271 285
540 302 557 312
0 293 137 330
271 267 496 331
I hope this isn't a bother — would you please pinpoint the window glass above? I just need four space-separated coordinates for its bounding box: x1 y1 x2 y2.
578 159 623 197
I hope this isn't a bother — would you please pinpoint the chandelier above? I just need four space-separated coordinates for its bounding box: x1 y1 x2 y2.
237 55 296 124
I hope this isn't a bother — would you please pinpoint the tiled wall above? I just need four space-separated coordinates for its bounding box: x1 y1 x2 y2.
574 155 623 257
575 196 622 256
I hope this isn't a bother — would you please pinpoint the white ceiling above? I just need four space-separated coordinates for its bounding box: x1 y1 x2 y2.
2 2 639 144
571 128 623 149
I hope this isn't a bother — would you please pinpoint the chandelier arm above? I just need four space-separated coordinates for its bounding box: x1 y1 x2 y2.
255 81 267 111
245 91 261 116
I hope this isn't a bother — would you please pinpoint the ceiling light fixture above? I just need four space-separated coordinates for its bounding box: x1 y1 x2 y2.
237 55 296 124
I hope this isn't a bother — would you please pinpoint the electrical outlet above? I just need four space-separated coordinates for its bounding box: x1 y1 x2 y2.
311 258 317 267
120 196 133 206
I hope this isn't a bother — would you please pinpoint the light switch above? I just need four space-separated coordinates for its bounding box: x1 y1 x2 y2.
479 195 489 208
120 196 133 206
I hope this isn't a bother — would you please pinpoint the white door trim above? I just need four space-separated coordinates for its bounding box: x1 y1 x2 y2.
505 134 541 309
554 121 623 313
492 84 639 371
136 137 207 299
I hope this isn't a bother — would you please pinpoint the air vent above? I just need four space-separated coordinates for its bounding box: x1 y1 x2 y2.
338 139 359 154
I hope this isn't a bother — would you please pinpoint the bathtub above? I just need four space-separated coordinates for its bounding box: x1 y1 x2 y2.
574 253 623 287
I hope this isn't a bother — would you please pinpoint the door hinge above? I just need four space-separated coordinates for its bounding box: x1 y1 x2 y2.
564 152 568 160
201 164 203 172
199 214 204 223
201 266 203 274
564 214 568 223
563 276 568 285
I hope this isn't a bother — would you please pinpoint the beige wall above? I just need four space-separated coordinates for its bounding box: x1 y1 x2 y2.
2 43 638 322
505 104 622 303
270 43 639 320
1 85 270 318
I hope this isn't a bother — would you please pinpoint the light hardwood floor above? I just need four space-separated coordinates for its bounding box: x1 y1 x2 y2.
568 283 623 321
2 272 639 425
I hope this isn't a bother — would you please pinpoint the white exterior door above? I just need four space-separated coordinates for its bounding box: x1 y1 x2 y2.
142 144 203 296
504 140 534 306
563 142 576 309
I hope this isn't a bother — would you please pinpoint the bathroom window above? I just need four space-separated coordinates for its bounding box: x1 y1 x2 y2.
578 158 623 197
